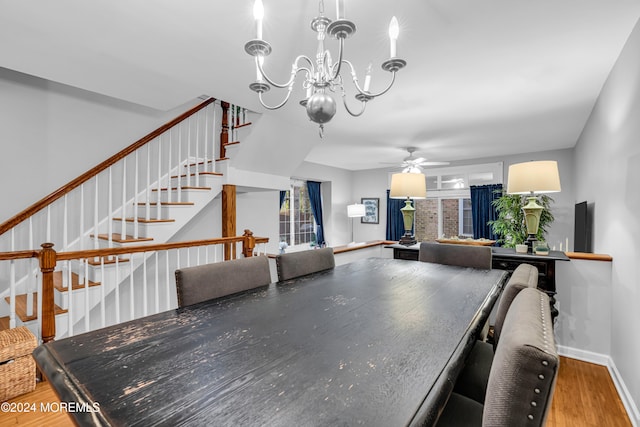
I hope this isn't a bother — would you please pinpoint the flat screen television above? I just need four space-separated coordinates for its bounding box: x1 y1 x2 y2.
574 201 591 253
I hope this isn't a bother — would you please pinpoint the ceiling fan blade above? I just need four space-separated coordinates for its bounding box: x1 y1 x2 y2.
418 161 450 166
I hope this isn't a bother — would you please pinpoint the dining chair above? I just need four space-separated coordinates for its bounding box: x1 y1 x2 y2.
436 287 558 427
275 247 335 282
418 242 492 270
453 263 540 403
175 255 271 307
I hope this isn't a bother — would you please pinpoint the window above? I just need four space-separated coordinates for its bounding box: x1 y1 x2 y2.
411 163 502 240
279 180 316 246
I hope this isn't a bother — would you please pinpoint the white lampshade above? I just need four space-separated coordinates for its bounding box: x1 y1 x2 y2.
347 203 366 217
507 161 561 194
390 172 427 199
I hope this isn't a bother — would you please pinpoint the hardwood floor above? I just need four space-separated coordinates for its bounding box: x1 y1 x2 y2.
0 357 632 426
547 357 632 427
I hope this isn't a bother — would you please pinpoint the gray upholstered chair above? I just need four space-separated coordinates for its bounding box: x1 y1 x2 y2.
418 242 492 270
454 263 539 403
275 247 335 282
437 287 558 427
175 255 271 307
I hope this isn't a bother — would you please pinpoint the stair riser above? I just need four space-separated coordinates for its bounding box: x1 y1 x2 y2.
169 174 219 188
152 189 209 203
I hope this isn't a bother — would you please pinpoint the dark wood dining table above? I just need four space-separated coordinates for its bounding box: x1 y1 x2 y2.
33 257 507 427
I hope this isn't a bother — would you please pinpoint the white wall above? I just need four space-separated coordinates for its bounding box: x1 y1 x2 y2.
0 67 198 224
573 16 640 424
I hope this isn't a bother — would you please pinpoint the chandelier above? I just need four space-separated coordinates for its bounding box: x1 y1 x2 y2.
244 0 407 136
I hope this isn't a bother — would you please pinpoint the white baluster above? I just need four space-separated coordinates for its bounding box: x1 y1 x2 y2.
157 135 163 220
165 251 171 310
121 157 127 239
211 104 217 173
9 230 16 329
167 129 173 204
94 177 100 251
195 111 200 187
61 195 68 290
99 257 105 328
186 119 192 188
146 143 152 221
67 261 73 337
177 123 183 202
143 253 148 317
108 167 113 247
129 253 135 320
115 258 121 324
84 259 89 333
134 151 140 239
203 109 209 174
80 184 85 251
46 205 51 243
27 221 35 318
154 252 159 313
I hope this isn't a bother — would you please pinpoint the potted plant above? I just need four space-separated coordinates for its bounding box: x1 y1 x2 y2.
488 191 555 248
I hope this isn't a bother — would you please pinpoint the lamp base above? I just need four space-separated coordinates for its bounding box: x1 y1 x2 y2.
399 232 417 246
525 234 538 253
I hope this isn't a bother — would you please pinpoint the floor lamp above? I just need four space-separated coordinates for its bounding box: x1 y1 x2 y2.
507 160 561 252
390 172 427 246
347 203 366 245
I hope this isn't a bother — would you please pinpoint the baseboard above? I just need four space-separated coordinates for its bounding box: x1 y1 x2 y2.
558 345 639 427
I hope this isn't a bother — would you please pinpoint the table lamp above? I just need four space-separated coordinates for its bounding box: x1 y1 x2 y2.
390 172 427 246
347 203 366 245
506 160 561 252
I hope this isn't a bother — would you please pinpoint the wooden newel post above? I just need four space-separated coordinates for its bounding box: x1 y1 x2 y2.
220 101 229 159
242 229 256 258
39 243 57 344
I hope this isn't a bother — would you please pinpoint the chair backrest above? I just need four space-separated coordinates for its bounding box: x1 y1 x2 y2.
175 255 271 307
492 263 539 346
418 242 492 270
275 247 335 282
483 287 558 427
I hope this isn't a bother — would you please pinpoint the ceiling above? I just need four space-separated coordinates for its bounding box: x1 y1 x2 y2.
1 0 639 171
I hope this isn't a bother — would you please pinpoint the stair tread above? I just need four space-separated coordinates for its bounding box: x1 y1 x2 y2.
0 316 9 332
137 201 195 206
186 159 214 167
53 271 100 292
4 294 67 322
113 217 175 224
152 186 211 192
87 257 130 266
93 233 154 243
233 122 252 129
171 172 223 179
224 141 240 146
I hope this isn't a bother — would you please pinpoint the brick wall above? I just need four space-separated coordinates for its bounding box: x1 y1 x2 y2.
414 199 460 241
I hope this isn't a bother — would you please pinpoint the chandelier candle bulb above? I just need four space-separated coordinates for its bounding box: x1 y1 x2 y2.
253 0 264 39
336 0 345 19
389 16 399 57
363 63 372 91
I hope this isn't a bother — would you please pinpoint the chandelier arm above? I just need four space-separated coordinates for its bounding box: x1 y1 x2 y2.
341 96 367 117
257 87 295 110
327 37 345 82
257 55 315 89
361 71 398 98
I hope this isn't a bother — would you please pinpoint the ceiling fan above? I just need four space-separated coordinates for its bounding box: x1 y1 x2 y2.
385 147 450 172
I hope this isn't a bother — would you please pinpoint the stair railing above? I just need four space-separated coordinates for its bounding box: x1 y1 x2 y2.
0 98 219 330
0 230 268 343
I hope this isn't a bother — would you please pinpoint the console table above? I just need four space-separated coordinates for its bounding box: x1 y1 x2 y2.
386 243 569 319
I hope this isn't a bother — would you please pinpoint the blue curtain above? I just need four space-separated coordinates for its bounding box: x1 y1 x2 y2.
306 181 325 245
470 184 502 240
279 190 287 208
386 189 412 241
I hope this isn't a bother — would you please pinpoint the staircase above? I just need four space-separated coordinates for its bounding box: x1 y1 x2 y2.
0 97 266 340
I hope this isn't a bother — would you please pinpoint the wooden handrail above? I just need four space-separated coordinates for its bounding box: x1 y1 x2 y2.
0 97 216 237
0 231 267 342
